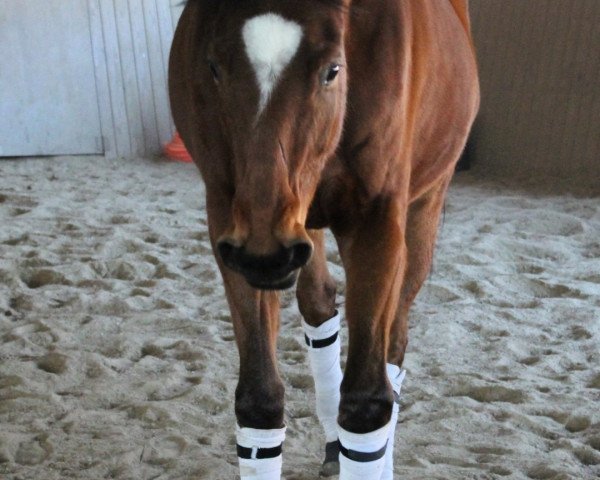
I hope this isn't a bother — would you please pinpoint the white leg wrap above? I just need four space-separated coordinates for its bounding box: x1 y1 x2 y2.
236 425 286 480
302 311 343 443
338 421 391 480
381 364 406 480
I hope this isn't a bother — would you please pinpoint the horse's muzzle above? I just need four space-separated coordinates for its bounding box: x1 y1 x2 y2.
217 240 313 290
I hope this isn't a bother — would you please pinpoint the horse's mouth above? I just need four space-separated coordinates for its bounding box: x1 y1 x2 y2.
218 241 309 291
244 270 299 291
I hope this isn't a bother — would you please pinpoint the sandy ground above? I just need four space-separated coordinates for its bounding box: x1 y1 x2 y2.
0 156 598 480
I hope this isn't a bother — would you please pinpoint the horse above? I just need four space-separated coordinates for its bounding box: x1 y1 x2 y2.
169 0 479 478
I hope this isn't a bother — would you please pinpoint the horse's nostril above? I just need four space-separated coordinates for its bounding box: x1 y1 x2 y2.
217 241 237 267
291 242 313 268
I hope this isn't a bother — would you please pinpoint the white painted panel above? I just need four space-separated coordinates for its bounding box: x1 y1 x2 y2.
87 0 117 158
0 0 185 159
0 0 103 156
170 0 185 32
97 0 132 157
146 0 175 147
115 0 146 156
130 0 161 153
94 0 177 158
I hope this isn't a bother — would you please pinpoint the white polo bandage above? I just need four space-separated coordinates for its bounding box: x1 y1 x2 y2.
302 311 343 443
338 421 391 480
381 364 406 480
236 425 286 480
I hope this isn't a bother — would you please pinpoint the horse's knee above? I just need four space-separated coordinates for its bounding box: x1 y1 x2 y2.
297 273 337 326
338 375 393 433
235 380 285 429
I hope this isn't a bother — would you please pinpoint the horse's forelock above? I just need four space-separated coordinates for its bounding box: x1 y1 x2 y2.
183 0 349 11
313 0 350 11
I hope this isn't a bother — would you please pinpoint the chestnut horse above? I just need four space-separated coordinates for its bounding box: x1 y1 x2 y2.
169 0 479 478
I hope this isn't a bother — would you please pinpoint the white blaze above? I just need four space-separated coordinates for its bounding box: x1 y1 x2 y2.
242 13 303 115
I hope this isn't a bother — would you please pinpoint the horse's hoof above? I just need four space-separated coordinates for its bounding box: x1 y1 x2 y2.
319 441 340 477
320 461 340 477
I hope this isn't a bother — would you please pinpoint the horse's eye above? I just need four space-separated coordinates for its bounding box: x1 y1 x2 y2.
208 61 220 83
321 64 341 86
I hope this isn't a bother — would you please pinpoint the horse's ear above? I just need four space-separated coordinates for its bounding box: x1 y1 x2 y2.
318 0 352 12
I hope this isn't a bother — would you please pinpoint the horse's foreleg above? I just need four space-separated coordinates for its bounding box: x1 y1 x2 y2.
388 174 451 367
207 193 285 480
209 213 286 479
336 197 407 480
223 272 285 479
296 229 342 476
382 173 452 480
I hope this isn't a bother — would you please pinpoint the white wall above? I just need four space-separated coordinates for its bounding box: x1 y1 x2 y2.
0 0 104 156
0 0 185 159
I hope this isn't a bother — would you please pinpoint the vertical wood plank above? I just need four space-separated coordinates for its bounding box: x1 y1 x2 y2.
114 0 145 156
145 0 175 148
87 0 116 158
155 0 175 81
98 0 131 157
170 0 185 33
129 0 160 154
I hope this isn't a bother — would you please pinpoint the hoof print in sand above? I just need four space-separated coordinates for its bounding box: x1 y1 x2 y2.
15 435 53 466
37 353 68 374
564 415 591 433
141 344 166 359
587 373 600 389
141 435 187 468
449 382 528 404
22 269 71 289
126 404 176 429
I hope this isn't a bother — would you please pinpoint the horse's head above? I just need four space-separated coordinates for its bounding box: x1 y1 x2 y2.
189 1 349 289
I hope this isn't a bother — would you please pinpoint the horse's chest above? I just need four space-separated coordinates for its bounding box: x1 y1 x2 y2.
306 164 368 235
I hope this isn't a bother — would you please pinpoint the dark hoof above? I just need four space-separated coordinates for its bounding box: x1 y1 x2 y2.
319 441 340 477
